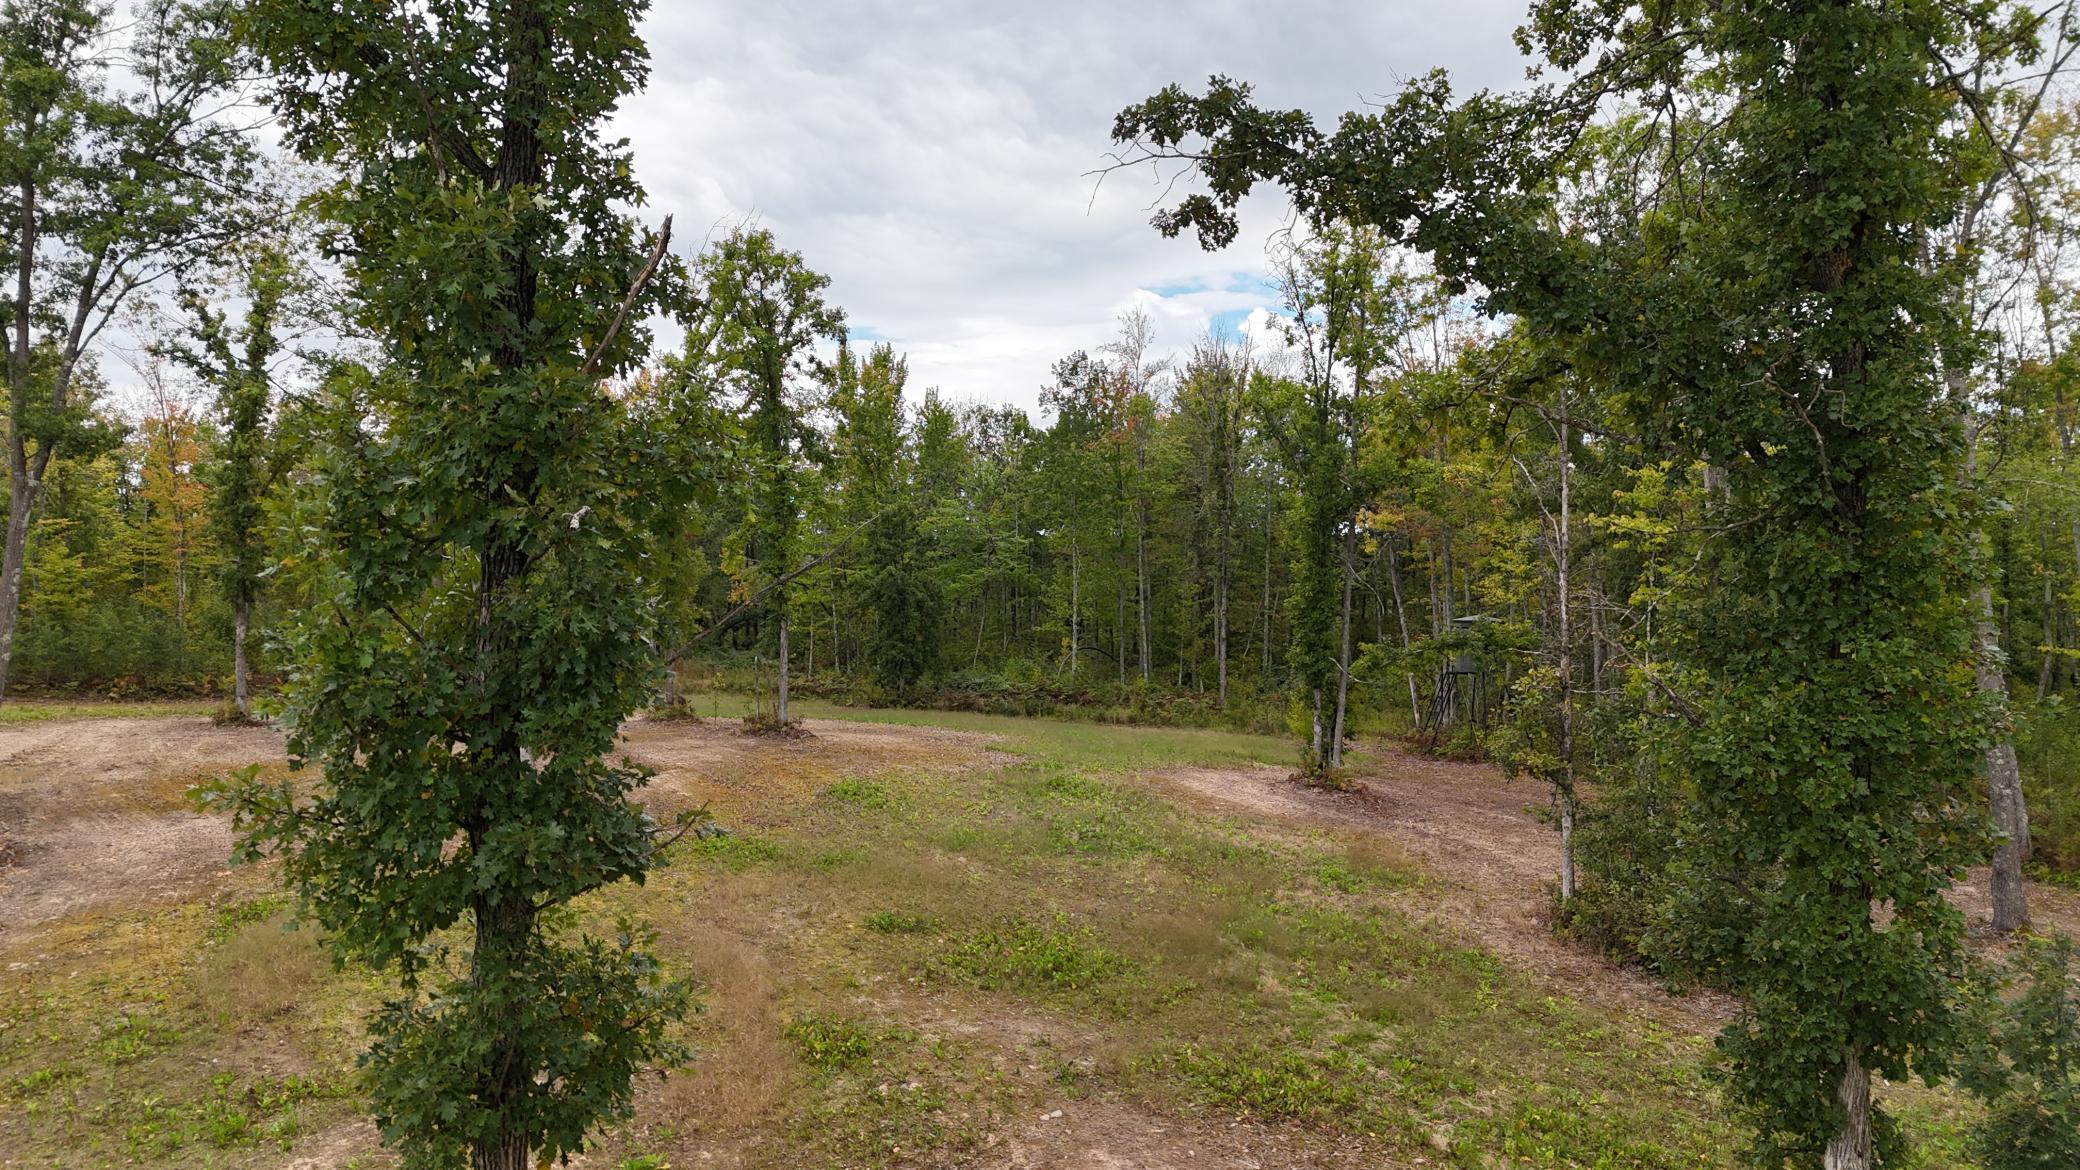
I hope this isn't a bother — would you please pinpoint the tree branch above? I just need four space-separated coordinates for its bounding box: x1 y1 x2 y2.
581 215 672 377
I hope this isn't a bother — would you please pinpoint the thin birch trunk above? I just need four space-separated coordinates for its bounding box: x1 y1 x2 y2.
233 602 251 719
1068 537 1080 677
1556 399 1576 903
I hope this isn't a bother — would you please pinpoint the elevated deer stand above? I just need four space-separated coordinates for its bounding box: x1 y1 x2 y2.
1425 615 1492 740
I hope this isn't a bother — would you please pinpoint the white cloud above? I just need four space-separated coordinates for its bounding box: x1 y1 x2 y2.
618 0 1532 413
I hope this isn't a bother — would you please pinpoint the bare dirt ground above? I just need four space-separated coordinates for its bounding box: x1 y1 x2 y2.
0 715 1005 953
0 717 286 949
981 1098 1389 1169
617 715 1008 826
1149 748 1739 1035
9 711 2070 1169
1151 744 2080 1039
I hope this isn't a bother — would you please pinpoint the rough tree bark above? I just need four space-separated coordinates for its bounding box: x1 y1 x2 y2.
1979 586 2031 933
1960 386 2031 933
1822 1049 1873 1170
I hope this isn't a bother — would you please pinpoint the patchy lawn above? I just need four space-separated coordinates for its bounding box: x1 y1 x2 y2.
0 702 1989 1168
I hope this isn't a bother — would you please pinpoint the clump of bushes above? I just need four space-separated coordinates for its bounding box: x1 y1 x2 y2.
740 711 809 738
1960 935 2080 1169
704 659 1289 733
2017 696 2080 882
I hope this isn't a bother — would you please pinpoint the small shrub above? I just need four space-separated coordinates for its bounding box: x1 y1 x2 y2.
209 701 266 727
821 778 893 809
1559 762 1687 970
784 1014 881 1076
648 699 703 723
863 909 941 935
934 916 1130 992
741 711 810 738
1960 935 2080 1170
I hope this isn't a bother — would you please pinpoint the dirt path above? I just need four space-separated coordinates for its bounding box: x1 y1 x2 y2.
0 717 286 949
618 715 1006 826
1151 745 2080 1037
10 707 2075 1115
0 714 1002 952
1151 748 1739 1034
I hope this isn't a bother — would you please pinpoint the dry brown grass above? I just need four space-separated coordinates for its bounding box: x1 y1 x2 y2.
1333 828 1415 877
652 932 793 1139
192 913 330 1031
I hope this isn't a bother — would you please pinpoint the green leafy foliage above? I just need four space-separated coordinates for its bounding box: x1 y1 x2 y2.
1959 936 2080 1170
1112 2 2027 1161
0 0 253 699
202 2 693 1166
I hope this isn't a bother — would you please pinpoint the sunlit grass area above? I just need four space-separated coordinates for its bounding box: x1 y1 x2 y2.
0 700 218 724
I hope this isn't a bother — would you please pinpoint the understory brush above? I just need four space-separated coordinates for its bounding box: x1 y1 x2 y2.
677 657 1290 733
2017 695 2080 881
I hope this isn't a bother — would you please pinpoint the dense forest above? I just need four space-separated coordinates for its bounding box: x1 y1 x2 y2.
14 1 2080 1168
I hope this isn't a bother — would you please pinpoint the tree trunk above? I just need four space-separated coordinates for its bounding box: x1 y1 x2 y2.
1556 401 1576 903
470 890 538 1170
1959 405 2030 930
1115 579 1125 685
1137 503 1151 684
1261 518 1273 676
1979 583 2031 933
1069 538 1080 677
1310 686 1326 773
1330 531 1354 769
1386 535 1419 722
1822 1050 1873 1170
777 610 790 725
0 451 45 704
233 601 251 719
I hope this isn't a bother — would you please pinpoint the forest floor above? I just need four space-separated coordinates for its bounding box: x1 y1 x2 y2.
0 701 2046 1169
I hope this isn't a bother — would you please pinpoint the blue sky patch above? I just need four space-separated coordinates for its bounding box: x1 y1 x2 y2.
1208 309 1252 340
1146 278 1209 298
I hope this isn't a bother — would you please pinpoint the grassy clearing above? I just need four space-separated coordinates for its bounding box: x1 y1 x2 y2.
0 700 1979 1167
0 699 218 724
571 717 1741 1168
0 869 380 1167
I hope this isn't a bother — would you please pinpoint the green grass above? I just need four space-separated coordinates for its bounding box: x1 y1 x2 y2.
0 699 217 723
0 696 1989 1168
0 880 376 1168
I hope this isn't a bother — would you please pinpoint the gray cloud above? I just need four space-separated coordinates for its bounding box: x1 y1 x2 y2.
619 0 1532 411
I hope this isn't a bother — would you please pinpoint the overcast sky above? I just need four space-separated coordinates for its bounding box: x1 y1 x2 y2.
617 0 1534 414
